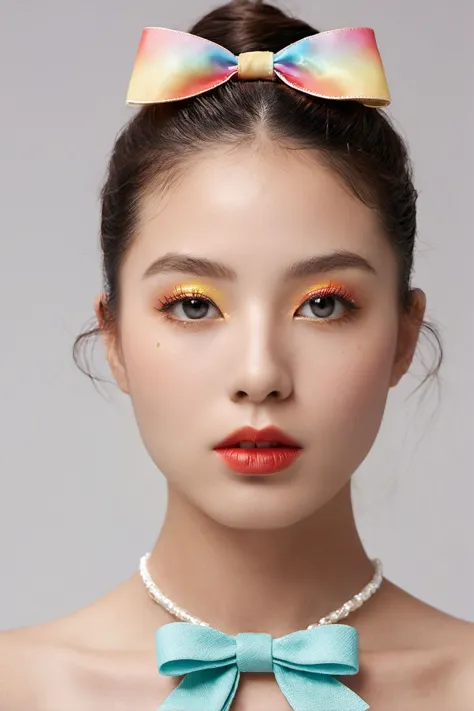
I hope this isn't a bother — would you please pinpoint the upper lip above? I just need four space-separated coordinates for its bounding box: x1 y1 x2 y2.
214 425 302 449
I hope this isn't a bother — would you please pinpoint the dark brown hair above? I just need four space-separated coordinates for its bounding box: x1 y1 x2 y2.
73 0 442 396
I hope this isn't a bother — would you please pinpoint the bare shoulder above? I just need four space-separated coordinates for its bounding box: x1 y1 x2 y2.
446 620 474 708
360 579 474 708
0 623 68 711
0 626 40 709
415 599 474 707
412 609 474 709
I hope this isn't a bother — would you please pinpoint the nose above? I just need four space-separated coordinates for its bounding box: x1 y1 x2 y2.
227 311 293 404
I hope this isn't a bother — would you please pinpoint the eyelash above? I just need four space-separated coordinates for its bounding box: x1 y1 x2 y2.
155 283 361 329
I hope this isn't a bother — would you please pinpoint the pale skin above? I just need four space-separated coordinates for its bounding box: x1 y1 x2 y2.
1 138 473 710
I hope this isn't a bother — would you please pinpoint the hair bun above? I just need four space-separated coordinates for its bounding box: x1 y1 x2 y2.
188 0 319 55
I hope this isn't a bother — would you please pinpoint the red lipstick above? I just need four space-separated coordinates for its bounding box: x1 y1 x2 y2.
213 425 303 475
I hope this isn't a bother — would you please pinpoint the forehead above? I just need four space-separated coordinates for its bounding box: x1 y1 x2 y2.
129 144 395 278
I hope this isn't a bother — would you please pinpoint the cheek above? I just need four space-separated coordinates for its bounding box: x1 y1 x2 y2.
298 319 398 433
337 343 395 425
119 321 214 434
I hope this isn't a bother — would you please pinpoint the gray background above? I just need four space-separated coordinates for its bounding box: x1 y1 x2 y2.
1 0 473 630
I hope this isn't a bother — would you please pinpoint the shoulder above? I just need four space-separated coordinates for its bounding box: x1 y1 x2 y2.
0 624 69 710
446 621 474 708
0 627 40 709
418 608 474 708
363 581 474 708
418 616 474 709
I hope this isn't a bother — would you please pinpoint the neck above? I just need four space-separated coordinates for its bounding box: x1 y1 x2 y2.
148 482 377 638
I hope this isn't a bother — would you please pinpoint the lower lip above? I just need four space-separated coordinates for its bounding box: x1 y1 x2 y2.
214 447 302 475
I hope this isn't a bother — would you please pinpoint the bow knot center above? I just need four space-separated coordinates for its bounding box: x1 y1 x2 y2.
237 51 275 81
235 632 274 672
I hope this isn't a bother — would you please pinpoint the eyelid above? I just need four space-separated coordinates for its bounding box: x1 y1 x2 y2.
158 282 230 316
289 281 357 312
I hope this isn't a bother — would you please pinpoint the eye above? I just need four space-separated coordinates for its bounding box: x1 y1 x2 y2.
156 289 222 323
294 286 360 324
171 296 220 320
296 294 344 319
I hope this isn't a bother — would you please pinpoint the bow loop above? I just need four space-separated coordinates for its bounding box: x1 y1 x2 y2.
273 624 360 675
126 25 391 107
156 622 235 675
155 622 370 710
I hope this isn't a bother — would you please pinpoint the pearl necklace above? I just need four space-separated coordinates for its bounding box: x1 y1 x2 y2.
139 552 383 628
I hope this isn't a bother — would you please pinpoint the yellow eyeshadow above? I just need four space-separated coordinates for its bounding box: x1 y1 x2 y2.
170 282 229 314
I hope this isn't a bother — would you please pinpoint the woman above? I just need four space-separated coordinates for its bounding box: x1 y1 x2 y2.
1 1 472 709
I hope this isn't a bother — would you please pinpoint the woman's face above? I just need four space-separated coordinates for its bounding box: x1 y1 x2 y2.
99 142 424 530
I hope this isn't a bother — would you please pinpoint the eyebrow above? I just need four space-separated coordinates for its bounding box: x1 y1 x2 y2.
142 250 377 281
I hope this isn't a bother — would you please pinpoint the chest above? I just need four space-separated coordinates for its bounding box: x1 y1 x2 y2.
45 661 454 711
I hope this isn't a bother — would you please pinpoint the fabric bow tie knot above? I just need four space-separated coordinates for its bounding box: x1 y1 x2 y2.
126 26 391 108
155 621 369 710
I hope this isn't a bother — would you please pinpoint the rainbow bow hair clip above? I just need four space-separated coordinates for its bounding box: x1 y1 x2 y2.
126 25 391 108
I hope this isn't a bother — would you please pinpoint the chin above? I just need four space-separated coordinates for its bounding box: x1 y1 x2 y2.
193 476 346 530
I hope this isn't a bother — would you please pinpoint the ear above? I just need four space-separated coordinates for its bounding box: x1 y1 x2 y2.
94 292 130 395
389 288 427 388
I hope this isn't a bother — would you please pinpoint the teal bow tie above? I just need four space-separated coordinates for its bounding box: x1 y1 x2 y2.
155 621 369 710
